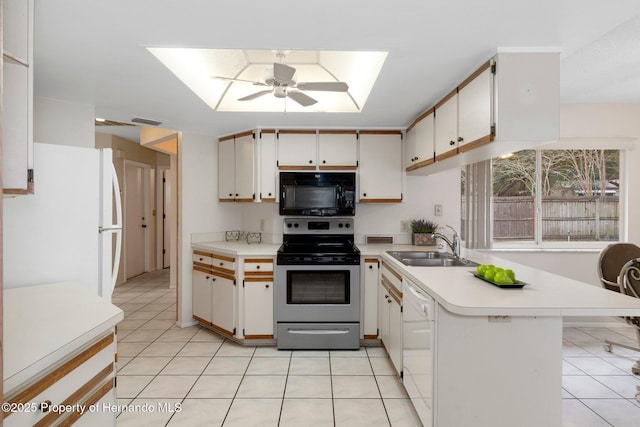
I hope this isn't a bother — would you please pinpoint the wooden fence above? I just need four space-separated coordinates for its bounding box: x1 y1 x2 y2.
492 196 619 241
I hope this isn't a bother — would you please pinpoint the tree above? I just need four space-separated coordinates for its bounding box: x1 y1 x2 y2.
493 149 619 197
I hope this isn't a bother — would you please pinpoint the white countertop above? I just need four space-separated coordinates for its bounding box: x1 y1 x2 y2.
191 240 640 318
3 282 124 394
192 241 281 257
382 248 640 317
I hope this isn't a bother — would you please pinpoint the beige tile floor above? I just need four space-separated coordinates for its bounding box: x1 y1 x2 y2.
113 270 640 426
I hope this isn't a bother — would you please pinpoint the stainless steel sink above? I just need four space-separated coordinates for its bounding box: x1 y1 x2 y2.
386 251 479 267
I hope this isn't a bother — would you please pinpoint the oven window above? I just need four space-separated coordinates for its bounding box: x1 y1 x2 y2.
286 271 350 304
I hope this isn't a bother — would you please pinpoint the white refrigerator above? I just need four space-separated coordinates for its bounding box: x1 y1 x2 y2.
4 142 122 301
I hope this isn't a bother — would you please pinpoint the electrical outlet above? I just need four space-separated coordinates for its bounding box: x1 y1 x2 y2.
434 204 443 216
401 220 410 232
259 219 265 232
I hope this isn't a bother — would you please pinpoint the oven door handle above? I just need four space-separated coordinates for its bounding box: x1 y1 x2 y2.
287 328 351 335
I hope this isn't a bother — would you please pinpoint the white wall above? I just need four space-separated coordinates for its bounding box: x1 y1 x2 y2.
177 131 241 326
34 97 95 147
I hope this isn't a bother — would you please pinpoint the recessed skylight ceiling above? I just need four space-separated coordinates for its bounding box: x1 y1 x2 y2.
147 48 387 113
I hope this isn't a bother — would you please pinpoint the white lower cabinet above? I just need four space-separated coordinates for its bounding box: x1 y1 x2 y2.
243 279 273 338
211 273 235 336
362 258 379 338
379 261 403 375
192 250 236 337
242 257 274 339
192 268 213 323
3 333 117 427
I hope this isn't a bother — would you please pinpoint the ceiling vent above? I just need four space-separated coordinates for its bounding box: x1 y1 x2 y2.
131 117 163 126
95 119 136 126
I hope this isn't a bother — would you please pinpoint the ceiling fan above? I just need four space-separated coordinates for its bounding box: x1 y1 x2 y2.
214 60 349 107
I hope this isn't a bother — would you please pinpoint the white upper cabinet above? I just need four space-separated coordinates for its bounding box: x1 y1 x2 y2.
406 109 435 171
434 89 459 161
2 0 34 194
434 60 494 162
218 137 236 201
277 130 317 169
218 131 255 202
318 130 358 169
234 132 256 201
258 130 277 202
359 131 403 203
457 62 493 153
410 52 560 175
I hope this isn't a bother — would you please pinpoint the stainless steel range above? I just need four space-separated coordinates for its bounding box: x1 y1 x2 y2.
276 218 360 350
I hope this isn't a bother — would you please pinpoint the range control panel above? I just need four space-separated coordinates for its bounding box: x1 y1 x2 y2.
283 218 354 235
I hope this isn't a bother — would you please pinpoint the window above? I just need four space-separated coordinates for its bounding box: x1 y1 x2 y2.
463 149 622 248
491 149 620 245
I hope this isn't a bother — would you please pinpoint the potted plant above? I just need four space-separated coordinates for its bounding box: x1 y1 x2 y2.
410 219 439 246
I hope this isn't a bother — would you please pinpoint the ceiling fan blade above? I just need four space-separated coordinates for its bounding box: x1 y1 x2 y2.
213 76 267 86
273 62 296 82
238 90 272 101
287 90 317 107
296 81 349 92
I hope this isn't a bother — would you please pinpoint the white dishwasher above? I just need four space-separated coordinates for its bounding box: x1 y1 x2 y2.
402 278 435 427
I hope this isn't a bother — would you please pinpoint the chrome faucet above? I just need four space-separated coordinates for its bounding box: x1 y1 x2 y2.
431 225 460 258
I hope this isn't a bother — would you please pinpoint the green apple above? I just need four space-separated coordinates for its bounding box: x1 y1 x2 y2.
494 271 514 285
476 264 488 277
483 266 497 281
505 269 516 281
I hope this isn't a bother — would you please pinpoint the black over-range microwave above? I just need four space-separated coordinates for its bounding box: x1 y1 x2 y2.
279 172 356 216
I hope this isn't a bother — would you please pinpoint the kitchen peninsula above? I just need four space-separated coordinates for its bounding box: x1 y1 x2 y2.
192 240 640 426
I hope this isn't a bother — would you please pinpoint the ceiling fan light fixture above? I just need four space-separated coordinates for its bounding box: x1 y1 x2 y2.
274 87 286 98
147 48 388 112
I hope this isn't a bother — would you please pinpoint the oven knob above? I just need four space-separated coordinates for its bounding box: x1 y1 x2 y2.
338 223 344 228
294 223 299 228
287 223 292 228
345 223 351 228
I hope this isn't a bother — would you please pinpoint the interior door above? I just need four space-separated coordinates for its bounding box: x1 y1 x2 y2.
125 162 147 278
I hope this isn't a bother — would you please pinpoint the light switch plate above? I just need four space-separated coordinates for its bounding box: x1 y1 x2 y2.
434 204 443 216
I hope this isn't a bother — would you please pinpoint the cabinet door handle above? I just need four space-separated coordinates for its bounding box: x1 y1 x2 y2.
309 160 313 164
363 193 367 197
369 265 373 269
229 193 233 197
388 299 392 304
268 192 272 196
265 284 270 288
322 160 326 164
458 136 464 142
449 140 456 146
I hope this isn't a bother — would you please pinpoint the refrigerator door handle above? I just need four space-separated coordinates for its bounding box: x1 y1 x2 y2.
110 163 123 291
112 163 123 229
